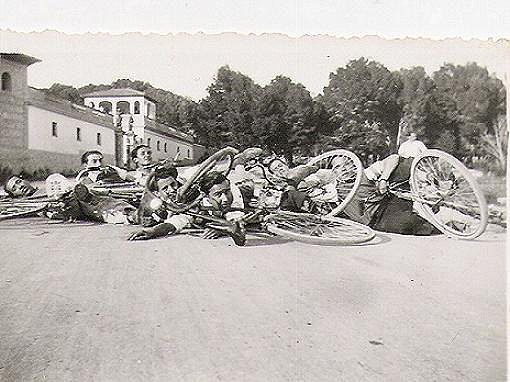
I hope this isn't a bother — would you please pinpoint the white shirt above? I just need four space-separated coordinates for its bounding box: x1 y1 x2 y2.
398 139 427 158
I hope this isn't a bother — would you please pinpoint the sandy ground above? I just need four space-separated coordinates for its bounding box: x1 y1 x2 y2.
0 219 506 381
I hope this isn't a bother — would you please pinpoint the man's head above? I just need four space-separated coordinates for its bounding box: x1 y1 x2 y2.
267 158 290 179
81 150 104 170
131 144 153 168
148 165 180 201
407 132 417 142
4 176 37 198
199 172 233 212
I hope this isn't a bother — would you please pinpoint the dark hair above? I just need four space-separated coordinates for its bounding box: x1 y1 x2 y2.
81 150 103 164
154 165 178 181
130 144 150 161
146 165 179 192
199 171 229 194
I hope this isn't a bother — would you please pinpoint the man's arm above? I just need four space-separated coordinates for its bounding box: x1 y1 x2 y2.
128 222 177 240
374 154 400 194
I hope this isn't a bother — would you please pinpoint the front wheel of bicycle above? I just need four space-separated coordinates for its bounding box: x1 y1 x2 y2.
177 147 239 202
0 201 48 221
306 149 363 217
410 149 488 240
264 211 375 245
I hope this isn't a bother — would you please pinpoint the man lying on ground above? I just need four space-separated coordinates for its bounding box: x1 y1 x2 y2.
3 175 38 198
341 137 439 235
128 169 247 245
233 149 337 213
76 150 126 184
2 174 136 224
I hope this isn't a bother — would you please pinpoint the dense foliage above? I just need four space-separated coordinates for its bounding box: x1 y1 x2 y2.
44 59 507 171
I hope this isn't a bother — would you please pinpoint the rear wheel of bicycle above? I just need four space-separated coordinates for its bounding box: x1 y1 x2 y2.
177 147 239 202
410 149 488 240
265 211 375 245
307 149 363 216
0 201 48 221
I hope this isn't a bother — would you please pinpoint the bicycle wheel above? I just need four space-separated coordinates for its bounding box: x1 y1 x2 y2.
265 211 375 245
410 149 488 240
0 201 47 221
307 149 363 216
177 147 239 201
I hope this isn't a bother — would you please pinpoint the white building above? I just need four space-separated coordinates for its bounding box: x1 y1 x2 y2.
83 88 204 165
0 53 116 174
0 53 206 175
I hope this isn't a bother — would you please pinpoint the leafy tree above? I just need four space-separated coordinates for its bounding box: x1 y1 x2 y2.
253 76 321 162
321 57 403 150
432 63 506 160
45 83 83 104
397 67 436 142
320 120 391 164
194 66 261 149
480 114 508 172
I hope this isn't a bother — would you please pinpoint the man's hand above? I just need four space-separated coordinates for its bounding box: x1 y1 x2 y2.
128 230 153 241
297 179 320 191
377 179 389 195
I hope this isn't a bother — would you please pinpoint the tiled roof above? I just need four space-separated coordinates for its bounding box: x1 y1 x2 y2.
82 88 147 98
0 53 41 66
145 118 195 144
27 88 114 129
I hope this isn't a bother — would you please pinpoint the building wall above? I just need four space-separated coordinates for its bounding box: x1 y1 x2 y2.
0 58 28 150
0 145 114 174
144 130 194 162
27 105 116 157
0 57 28 97
84 95 149 127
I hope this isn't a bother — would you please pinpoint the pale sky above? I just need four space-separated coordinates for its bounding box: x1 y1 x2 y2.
1 0 509 38
0 1 508 100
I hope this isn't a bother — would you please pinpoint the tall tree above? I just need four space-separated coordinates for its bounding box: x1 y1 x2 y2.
321 57 403 150
45 83 83 104
253 76 321 162
194 66 261 149
432 63 506 160
397 67 436 143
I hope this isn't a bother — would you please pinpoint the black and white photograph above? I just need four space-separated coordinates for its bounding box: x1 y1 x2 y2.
0 1 507 380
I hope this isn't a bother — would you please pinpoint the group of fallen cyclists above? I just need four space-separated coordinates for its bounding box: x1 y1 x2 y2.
2 135 460 246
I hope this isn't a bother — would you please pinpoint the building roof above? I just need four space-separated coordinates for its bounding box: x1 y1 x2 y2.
82 88 150 99
0 53 41 66
145 118 195 144
26 87 114 129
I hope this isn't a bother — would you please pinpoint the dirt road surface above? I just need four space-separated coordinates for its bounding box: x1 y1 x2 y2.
0 218 506 381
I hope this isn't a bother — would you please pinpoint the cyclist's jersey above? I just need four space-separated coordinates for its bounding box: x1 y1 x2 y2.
387 157 413 186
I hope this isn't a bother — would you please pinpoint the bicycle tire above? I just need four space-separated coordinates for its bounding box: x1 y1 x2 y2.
0 202 47 221
265 211 375 245
306 149 364 216
410 149 488 240
177 147 239 201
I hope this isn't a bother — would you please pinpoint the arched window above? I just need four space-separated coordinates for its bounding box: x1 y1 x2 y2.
117 101 130 114
147 137 151 147
157 141 160 151
99 101 112 114
1 72 12 91
134 101 140 114
89 101 95 108
164 142 167 153
187 148 191 158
